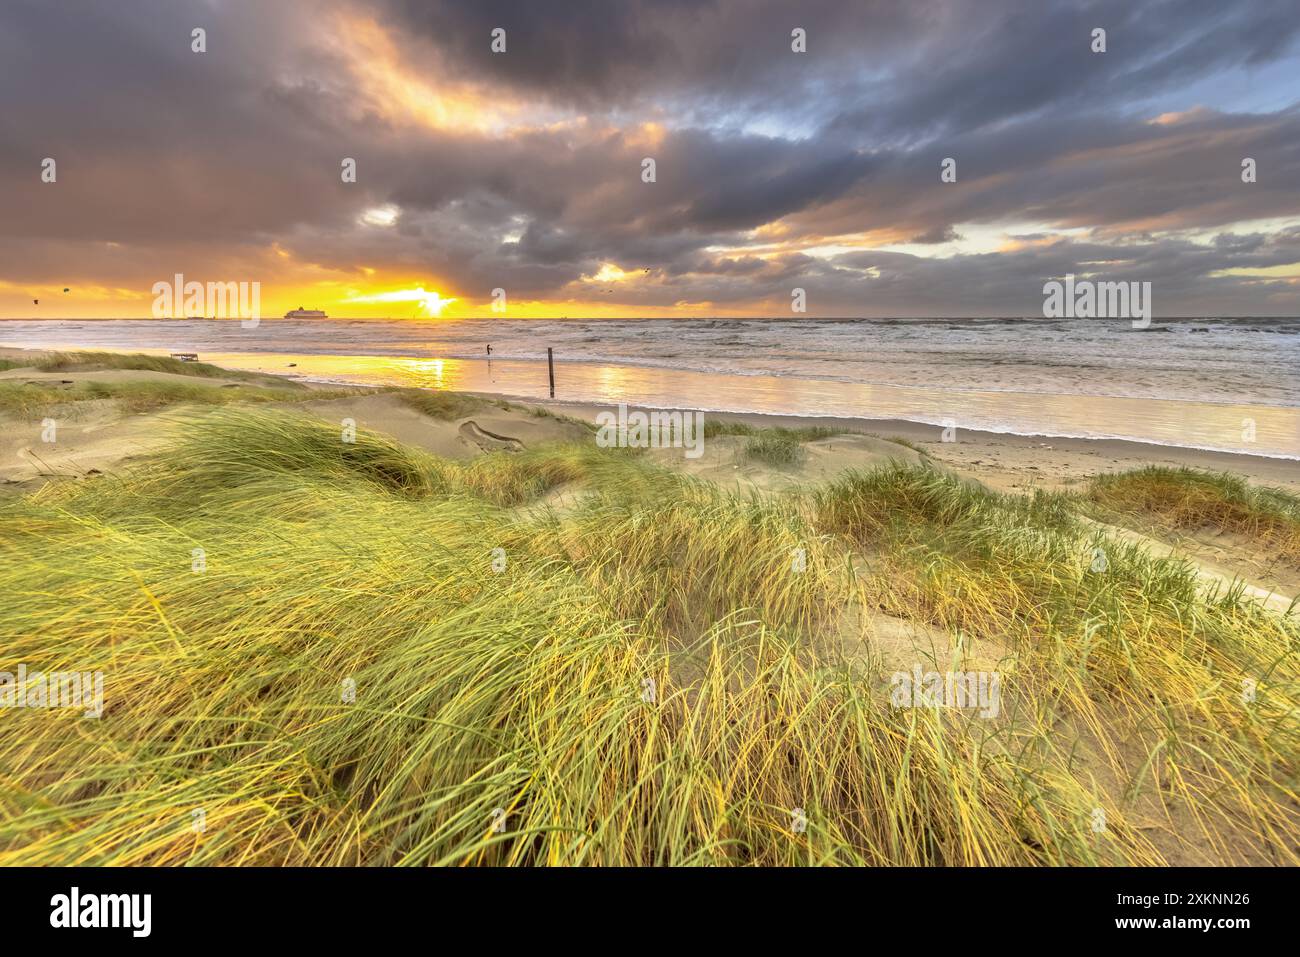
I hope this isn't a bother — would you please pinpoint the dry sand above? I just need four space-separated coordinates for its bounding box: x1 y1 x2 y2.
530 400 1300 496
0 347 593 490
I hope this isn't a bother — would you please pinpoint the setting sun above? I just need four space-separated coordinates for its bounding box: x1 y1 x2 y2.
343 286 457 317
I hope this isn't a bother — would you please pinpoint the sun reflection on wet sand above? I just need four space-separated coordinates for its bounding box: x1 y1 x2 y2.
401 357 447 388
201 351 1300 459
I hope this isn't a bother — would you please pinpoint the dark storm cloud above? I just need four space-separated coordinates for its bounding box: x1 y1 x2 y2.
682 146 872 231
911 225 963 245
374 0 923 120
826 0 1300 142
378 0 1300 142
0 0 368 247
0 0 1296 314
783 106 1300 243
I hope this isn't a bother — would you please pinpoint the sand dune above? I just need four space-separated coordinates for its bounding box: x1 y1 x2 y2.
3 351 1298 868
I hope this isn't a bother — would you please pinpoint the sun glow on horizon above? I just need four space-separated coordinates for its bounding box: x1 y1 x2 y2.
344 286 457 316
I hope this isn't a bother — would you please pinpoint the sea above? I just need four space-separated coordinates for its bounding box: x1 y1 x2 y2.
3 316 1298 458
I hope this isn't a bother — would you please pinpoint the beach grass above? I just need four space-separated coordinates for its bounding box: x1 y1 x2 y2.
703 420 844 467
32 350 273 381
706 419 923 463
0 408 1295 866
0 378 366 418
815 465 1300 861
704 420 843 442
394 388 510 421
1088 466 1300 567
743 429 807 466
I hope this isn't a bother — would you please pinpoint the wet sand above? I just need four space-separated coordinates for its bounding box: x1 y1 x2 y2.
3 344 1296 496
3 339 1296 459
191 351 1300 461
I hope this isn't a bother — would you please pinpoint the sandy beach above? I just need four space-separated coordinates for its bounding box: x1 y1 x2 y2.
5 344 1296 496
5 318 1297 461
539 401 1300 495
3 345 1299 868
4 343 1297 613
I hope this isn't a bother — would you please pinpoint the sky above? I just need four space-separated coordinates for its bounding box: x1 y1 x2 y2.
1 0 1298 319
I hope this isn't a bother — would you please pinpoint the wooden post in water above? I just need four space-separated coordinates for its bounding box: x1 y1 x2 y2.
547 347 556 398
